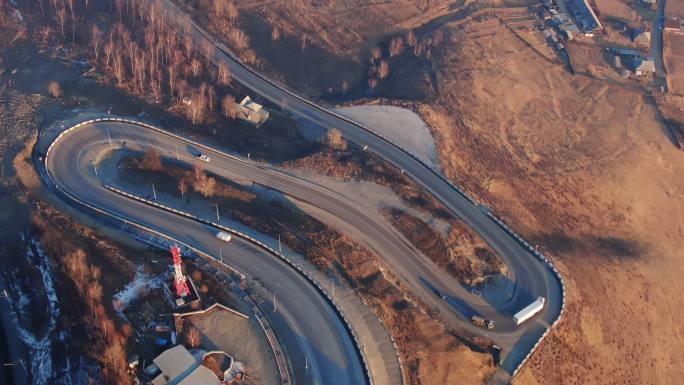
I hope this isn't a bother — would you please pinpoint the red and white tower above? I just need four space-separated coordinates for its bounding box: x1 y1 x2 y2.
170 245 189 297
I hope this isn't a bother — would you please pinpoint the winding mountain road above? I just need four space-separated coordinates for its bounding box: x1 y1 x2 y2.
37 2 565 383
162 0 564 373
42 120 372 385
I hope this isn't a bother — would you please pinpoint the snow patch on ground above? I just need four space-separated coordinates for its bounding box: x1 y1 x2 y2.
10 236 61 385
334 105 442 174
112 265 164 315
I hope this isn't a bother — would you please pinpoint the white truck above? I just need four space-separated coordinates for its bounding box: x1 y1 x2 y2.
513 296 545 325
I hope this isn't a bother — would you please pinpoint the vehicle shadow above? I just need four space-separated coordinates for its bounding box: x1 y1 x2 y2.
477 274 536 317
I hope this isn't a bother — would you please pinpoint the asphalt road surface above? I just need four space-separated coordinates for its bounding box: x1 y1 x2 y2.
651 0 667 84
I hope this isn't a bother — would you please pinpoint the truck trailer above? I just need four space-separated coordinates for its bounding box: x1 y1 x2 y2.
513 296 545 325
471 315 495 330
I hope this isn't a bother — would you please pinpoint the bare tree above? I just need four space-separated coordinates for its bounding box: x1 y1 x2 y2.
368 78 378 89
407 29 417 48
207 86 216 112
186 326 201 348
201 38 215 59
371 46 382 61
226 2 238 23
228 28 249 51
432 29 444 46
378 60 390 79
271 26 281 42
214 0 226 15
190 58 202 77
47 81 62 98
141 148 163 171
187 88 207 124
218 62 231 85
193 173 217 197
91 24 102 61
183 24 193 60
56 6 67 40
178 176 188 198
326 129 347 151
222 94 237 119
204 355 221 378
389 36 404 57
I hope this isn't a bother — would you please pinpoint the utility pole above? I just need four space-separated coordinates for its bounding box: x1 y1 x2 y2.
305 356 308 373
215 204 220 222
92 162 98 176
107 129 113 148
219 245 223 264
152 182 157 200
175 145 180 160
278 234 282 254
273 290 277 313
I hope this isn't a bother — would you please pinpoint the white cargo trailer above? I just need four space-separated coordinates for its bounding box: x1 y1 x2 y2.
513 296 545 325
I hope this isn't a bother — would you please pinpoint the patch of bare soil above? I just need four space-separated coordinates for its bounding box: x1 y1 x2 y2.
664 32 684 96
382 208 503 285
655 93 684 147
416 15 684 385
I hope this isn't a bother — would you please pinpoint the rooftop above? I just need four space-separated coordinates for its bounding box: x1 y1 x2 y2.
237 96 270 126
150 345 221 385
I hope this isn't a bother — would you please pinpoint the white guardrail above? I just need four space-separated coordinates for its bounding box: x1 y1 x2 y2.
42 118 376 385
484 211 566 376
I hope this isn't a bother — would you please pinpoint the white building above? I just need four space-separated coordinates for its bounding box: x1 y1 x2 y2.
237 96 270 127
147 345 220 385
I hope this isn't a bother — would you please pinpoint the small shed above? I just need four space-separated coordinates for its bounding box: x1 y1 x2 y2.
237 96 270 127
631 30 651 46
149 345 221 385
633 58 656 76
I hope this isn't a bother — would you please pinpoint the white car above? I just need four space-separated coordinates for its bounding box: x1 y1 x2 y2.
216 231 232 242
196 153 211 162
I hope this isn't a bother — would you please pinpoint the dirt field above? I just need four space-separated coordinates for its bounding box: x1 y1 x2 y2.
664 31 684 95
666 0 684 18
595 0 640 22
184 307 280 385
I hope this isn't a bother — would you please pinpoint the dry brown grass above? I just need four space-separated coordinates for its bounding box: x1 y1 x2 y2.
664 32 684 96
382 208 503 285
416 15 684 385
